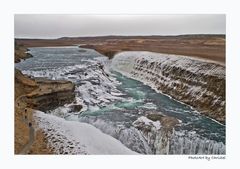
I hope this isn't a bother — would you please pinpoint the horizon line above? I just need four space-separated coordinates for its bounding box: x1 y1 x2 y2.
15 33 226 40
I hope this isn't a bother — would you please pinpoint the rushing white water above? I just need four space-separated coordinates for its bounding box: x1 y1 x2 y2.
15 47 225 154
169 130 226 154
133 116 225 154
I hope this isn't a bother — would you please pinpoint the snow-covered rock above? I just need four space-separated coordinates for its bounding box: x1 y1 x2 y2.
111 51 225 124
34 111 138 155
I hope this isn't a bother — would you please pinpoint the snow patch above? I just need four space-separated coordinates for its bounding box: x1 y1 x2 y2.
133 116 161 130
34 111 138 155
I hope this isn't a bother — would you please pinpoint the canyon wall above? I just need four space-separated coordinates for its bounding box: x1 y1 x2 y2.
15 69 76 154
111 51 225 124
15 69 76 112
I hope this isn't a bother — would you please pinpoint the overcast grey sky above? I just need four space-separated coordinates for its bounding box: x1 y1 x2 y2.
14 14 225 39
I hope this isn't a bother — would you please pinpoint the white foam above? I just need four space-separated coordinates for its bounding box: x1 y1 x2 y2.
22 59 124 110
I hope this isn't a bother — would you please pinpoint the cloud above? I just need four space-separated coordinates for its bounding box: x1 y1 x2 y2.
14 14 225 38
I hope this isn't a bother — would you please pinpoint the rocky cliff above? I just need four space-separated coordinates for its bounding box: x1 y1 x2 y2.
15 69 38 98
15 69 76 154
111 51 225 124
133 113 179 154
15 69 75 111
15 44 33 63
24 79 75 111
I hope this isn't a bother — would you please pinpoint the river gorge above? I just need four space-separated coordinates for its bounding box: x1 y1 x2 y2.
15 46 225 155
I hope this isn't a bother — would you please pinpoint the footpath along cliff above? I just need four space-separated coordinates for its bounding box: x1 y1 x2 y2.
15 46 77 154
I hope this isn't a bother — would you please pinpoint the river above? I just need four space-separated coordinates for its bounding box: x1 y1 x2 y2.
15 46 225 154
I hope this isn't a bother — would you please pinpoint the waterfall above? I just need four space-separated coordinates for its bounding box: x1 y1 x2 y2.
20 47 225 155
133 116 225 155
168 130 225 154
138 126 225 155
111 51 225 124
